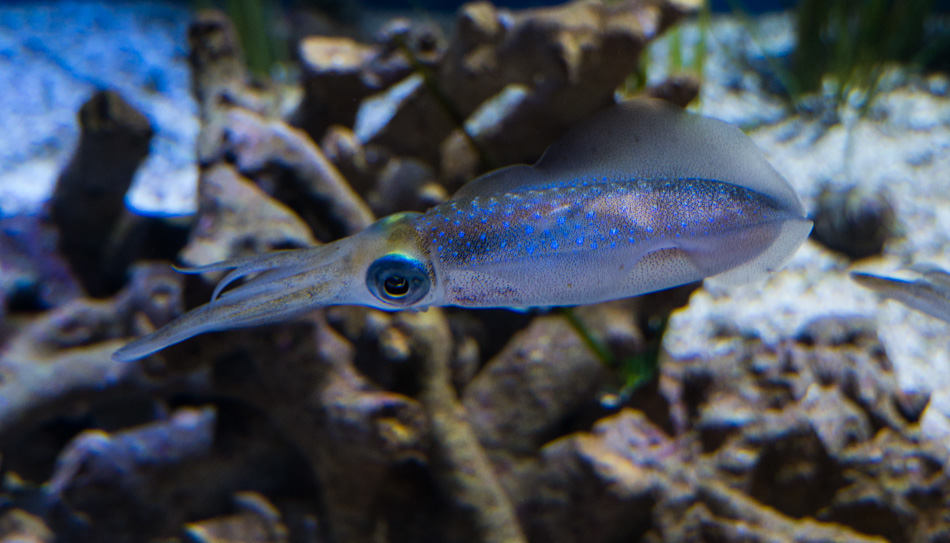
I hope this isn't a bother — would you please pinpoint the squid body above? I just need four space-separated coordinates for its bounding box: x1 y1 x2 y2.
113 99 812 362
852 265 950 323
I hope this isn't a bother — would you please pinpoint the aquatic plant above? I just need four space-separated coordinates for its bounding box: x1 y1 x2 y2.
564 307 664 399
195 0 286 77
730 0 948 112
794 0 939 105
618 0 711 99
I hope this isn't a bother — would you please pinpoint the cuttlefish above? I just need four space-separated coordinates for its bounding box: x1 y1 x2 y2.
113 99 812 362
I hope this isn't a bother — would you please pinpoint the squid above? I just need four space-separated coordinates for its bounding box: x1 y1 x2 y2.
851 265 950 323
113 99 812 362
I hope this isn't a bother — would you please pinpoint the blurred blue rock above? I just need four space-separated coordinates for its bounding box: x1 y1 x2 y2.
0 1 199 217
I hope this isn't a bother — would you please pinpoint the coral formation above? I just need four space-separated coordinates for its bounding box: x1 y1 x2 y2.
50 90 154 297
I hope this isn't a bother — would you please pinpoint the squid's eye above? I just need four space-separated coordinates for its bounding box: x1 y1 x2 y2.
366 254 431 306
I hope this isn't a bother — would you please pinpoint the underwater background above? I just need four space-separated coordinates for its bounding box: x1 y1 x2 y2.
2 0 950 542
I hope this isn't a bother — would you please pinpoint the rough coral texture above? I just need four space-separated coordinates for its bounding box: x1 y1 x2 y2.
4 2 949 543
50 90 154 297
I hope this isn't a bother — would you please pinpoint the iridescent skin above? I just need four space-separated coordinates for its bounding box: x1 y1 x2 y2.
113 99 812 362
425 178 791 307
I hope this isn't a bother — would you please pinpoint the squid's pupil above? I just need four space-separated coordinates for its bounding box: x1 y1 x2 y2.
384 275 410 296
